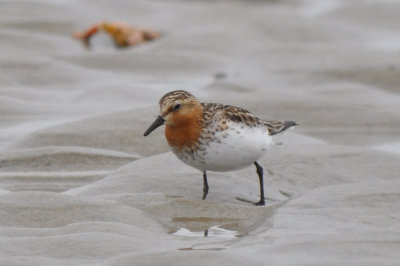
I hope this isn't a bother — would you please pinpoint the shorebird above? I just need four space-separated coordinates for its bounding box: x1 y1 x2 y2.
144 90 296 205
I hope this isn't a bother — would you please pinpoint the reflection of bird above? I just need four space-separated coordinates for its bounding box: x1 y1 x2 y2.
144 90 297 205
73 21 160 48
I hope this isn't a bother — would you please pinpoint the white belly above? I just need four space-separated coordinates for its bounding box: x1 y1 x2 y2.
174 123 273 172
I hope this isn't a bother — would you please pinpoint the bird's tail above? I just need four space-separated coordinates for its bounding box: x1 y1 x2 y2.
270 121 298 136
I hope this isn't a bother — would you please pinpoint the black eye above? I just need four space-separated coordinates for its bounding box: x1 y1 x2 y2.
174 104 181 110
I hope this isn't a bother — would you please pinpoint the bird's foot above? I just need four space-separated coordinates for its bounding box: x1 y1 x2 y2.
254 199 265 206
236 197 265 206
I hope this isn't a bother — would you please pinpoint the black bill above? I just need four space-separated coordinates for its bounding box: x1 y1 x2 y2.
144 115 165 136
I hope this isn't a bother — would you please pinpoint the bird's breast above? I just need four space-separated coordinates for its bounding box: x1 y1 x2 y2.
165 121 202 150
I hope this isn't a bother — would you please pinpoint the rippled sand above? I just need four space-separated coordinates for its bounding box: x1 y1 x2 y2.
1 0 400 265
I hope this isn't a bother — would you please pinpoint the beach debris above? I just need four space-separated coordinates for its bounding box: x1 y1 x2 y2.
73 21 160 48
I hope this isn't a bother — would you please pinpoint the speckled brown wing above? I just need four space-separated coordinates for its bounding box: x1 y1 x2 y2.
200 103 254 129
201 103 297 135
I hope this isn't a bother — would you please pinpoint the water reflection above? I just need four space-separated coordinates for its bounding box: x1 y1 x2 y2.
173 226 238 239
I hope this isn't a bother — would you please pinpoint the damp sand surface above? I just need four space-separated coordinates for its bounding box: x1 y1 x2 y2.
1 0 400 265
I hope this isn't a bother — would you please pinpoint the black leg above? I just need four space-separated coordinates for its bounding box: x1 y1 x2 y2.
202 171 209 200
254 161 265 206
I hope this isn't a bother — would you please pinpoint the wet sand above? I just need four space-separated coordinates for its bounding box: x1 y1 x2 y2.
1 0 400 265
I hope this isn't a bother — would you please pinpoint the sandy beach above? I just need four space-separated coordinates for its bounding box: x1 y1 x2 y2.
1 0 400 265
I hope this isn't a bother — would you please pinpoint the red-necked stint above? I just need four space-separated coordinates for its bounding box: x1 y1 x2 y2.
144 90 297 205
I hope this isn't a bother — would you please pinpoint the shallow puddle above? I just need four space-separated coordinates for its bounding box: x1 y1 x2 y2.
173 225 238 239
